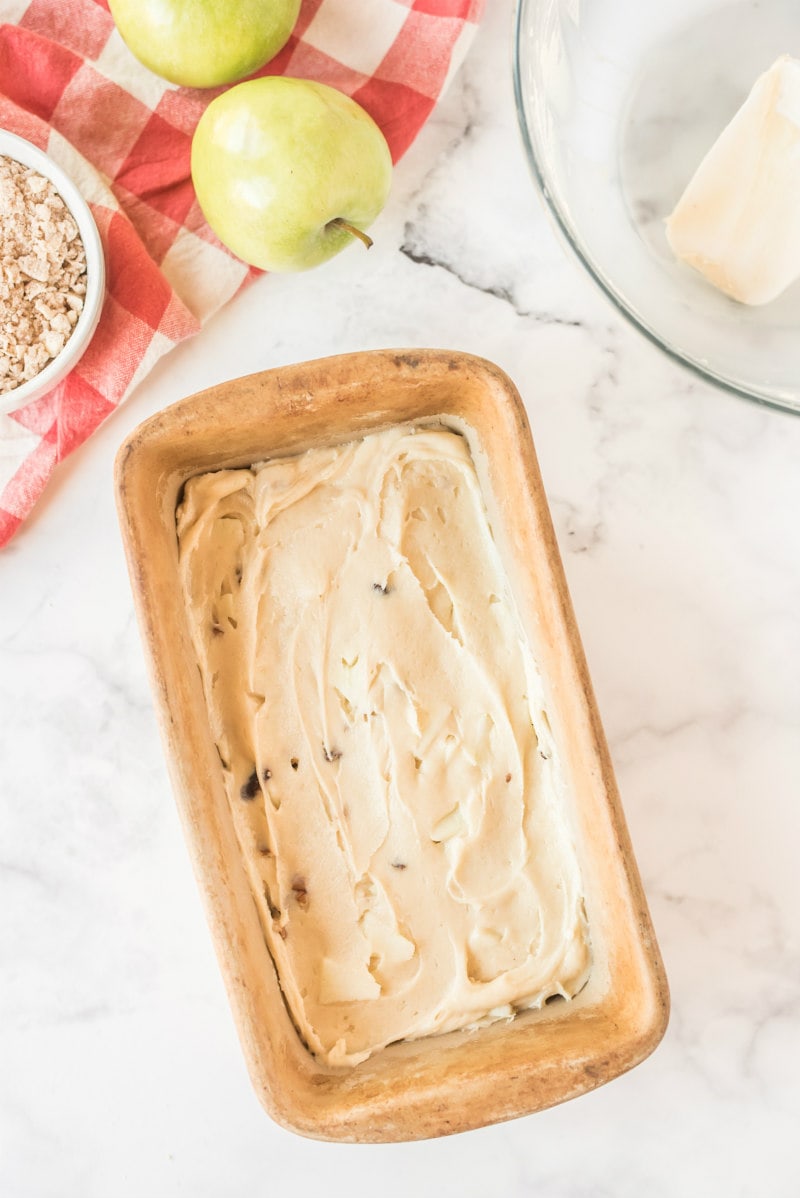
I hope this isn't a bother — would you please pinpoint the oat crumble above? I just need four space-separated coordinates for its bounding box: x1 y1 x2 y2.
0 155 88 396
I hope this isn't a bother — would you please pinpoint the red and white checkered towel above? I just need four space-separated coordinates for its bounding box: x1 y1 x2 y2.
0 0 482 547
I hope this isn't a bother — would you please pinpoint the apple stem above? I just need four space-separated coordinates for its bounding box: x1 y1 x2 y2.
328 217 373 250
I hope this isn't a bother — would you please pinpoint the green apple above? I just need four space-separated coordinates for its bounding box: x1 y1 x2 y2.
190 76 393 272
107 0 301 89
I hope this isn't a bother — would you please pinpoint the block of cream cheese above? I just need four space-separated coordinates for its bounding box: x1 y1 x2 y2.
666 55 800 305
176 426 591 1067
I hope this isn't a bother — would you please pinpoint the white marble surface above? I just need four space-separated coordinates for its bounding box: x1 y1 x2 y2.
2 2 800 1193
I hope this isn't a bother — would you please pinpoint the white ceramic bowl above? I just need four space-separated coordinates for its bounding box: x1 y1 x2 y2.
514 0 800 414
0 128 105 417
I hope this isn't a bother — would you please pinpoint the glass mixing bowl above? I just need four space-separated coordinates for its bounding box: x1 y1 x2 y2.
513 0 800 413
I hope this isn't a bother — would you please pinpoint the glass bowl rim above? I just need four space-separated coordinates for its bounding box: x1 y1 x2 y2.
511 0 800 418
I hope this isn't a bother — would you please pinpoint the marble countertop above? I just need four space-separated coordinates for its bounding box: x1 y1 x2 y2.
2 2 799 1194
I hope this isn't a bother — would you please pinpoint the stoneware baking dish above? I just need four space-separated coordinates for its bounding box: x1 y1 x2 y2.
114 349 669 1142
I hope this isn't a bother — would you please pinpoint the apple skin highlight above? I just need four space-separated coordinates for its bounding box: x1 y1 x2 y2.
191 77 393 273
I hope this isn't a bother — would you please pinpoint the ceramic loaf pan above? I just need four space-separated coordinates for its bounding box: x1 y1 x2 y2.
114 349 669 1142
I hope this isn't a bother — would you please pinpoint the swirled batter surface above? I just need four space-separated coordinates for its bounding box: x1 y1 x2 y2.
177 427 590 1066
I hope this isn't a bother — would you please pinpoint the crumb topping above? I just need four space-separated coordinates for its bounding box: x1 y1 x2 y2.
0 155 88 395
